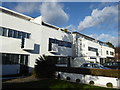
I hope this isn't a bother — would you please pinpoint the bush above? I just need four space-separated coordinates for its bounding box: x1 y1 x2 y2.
34 55 56 78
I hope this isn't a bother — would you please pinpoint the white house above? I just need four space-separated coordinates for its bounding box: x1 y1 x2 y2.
0 6 72 75
71 32 115 67
0 6 115 75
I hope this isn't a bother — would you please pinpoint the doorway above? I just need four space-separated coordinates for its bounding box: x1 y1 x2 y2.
20 55 29 75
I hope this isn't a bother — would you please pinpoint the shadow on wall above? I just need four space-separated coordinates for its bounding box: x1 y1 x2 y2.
71 57 87 67
60 34 72 56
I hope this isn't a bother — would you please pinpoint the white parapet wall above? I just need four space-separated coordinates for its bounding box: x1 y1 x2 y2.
56 72 120 89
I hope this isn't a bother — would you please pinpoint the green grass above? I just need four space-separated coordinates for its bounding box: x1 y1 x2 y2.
3 78 115 89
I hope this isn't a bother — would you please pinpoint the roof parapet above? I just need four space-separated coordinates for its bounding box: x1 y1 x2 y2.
0 6 34 21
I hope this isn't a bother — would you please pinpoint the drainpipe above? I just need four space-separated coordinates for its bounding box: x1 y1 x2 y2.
67 56 71 67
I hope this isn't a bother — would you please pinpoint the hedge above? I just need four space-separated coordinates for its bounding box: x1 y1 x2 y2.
56 67 120 78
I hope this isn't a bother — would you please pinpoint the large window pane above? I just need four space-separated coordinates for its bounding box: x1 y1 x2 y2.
88 47 98 52
18 31 22 39
2 28 7 36
8 29 13 37
22 32 26 38
13 54 19 64
13 30 18 38
26 33 30 39
0 27 3 36
2 53 20 64
20 55 25 65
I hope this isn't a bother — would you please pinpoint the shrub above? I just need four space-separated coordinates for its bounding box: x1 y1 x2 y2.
63 29 68 33
34 55 56 78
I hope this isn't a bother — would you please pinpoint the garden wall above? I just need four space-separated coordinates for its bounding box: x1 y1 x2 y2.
56 67 120 88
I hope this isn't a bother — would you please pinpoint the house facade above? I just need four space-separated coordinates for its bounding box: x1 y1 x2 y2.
0 7 115 75
0 6 72 75
71 32 115 67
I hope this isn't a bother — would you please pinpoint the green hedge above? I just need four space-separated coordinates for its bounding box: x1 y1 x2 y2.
56 67 120 78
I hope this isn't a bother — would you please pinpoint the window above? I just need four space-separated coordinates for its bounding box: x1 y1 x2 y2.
0 27 3 36
48 38 72 51
2 53 19 64
0 27 31 39
2 28 7 36
26 33 30 39
90 57 96 59
88 47 98 52
13 30 18 38
58 57 67 64
48 42 52 51
58 41 64 46
22 32 26 38
2 53 29 65
18 31 22 39
106 51 109 55
110 52 114 55
67 42 72 48
8 29 13 37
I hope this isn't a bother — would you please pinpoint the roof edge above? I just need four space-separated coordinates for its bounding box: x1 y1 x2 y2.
0 6 34 20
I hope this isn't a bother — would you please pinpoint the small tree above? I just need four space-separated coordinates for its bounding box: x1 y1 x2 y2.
34 55 56 78
63 29 68 33
106 42 114 48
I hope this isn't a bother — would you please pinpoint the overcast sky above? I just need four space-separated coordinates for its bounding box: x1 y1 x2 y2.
1 1 119 46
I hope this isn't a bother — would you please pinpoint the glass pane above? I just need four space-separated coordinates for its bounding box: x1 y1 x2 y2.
22 32 26 38
20 55 25 65
0 27 3 36
8 29 13 37
18 31 22 39
13 30 18 38
3 28 7 36
26 33 30 39
25 55 28 65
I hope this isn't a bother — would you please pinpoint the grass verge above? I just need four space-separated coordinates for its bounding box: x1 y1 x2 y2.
2 76 115 89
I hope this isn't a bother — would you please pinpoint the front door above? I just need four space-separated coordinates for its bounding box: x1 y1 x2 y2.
20 55 29 75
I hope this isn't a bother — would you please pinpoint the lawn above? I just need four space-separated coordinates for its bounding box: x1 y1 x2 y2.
2 76 115 89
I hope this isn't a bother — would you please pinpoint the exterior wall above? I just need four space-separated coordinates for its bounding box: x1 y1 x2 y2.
57 72 120 88
0 8 73 75
101 45 115 58
0 11 42 69
39 26 72 56
72 33 115 65
0 7 115 75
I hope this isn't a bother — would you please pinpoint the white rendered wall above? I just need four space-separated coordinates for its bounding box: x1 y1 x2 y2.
72 33 115 65
58 72 119 88
40 26 73 56
101 45 115 58
0 11 73 72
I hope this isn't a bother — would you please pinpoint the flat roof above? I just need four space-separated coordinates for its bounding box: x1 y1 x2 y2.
72 32 105 44
0 6 34 21
0 6 71 33
72 32 95 40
